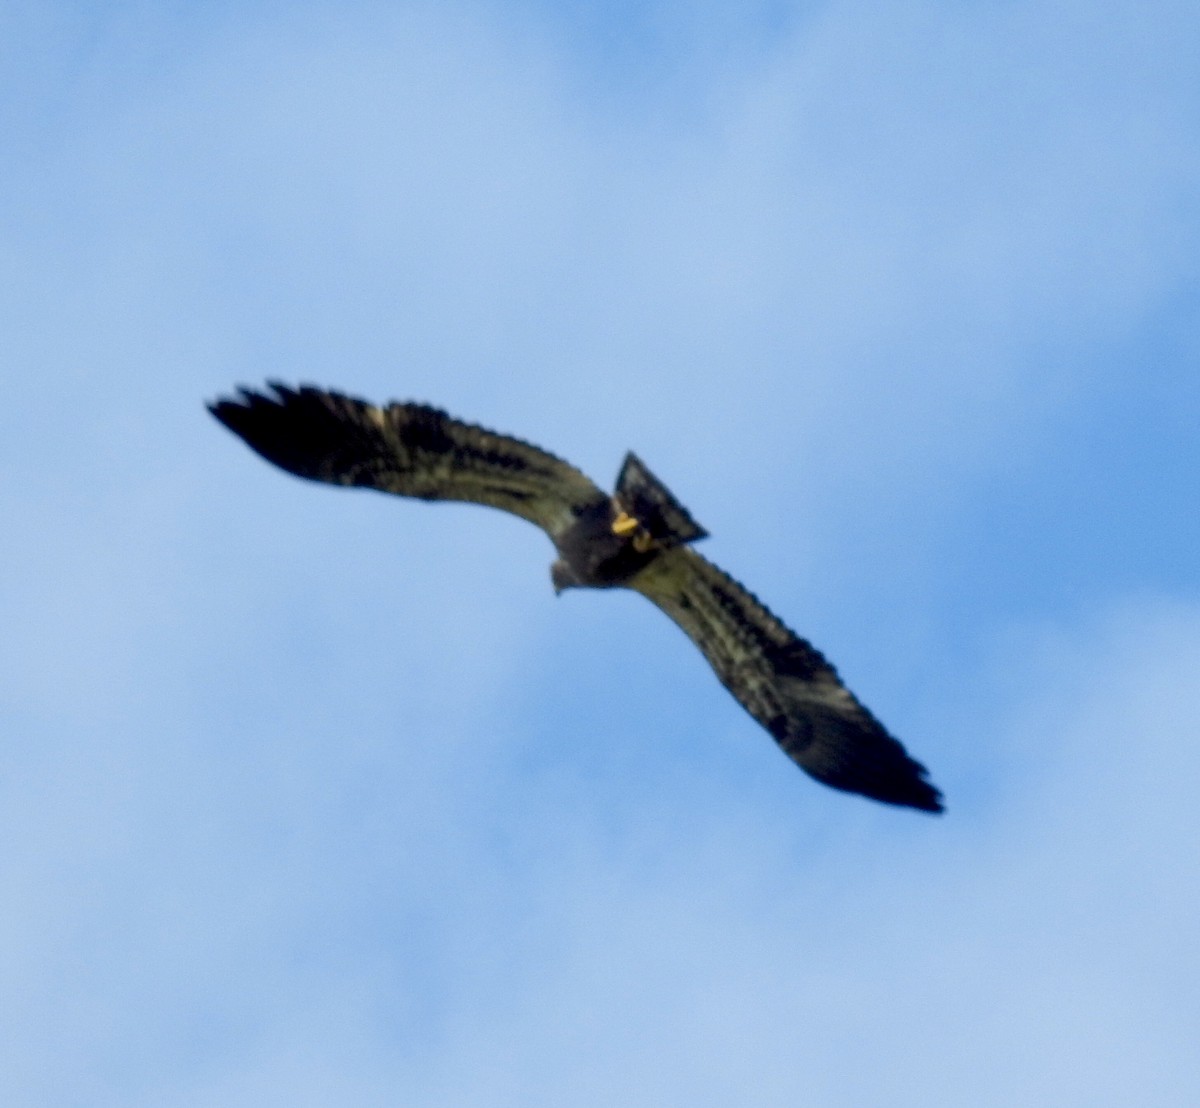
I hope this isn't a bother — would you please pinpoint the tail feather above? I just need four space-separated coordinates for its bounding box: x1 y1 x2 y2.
615 452 708 548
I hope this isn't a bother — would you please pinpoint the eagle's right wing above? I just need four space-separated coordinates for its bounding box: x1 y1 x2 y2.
630 547 944 812
208 383 609 540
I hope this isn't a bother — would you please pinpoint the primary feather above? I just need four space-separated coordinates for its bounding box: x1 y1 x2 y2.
210 383 944 814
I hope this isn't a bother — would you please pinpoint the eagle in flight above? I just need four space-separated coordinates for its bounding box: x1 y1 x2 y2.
209 383 943 813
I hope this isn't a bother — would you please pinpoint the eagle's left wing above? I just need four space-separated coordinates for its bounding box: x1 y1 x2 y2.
629 547 943 812
208 383 608 540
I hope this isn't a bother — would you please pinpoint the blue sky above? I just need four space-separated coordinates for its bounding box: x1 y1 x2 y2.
3 1 1199 1103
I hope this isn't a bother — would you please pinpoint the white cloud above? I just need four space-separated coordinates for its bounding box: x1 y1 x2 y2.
205 594 1195 1108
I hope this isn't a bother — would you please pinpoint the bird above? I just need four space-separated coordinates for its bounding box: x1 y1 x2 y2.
209 382 943 813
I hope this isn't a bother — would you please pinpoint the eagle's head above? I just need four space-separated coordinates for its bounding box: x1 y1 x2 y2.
550 558 584 595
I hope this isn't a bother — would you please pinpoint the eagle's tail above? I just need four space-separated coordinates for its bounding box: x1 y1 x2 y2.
615 453 708 549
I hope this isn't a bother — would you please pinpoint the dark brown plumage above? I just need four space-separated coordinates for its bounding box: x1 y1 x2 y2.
209 382 944 813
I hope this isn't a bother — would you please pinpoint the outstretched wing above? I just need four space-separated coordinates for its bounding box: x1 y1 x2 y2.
630 547 943 812
208 382 608 539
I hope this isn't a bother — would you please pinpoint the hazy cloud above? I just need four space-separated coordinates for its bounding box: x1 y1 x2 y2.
2 1 1197 1104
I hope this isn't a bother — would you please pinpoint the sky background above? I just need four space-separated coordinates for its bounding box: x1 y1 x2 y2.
3 1 1199 1104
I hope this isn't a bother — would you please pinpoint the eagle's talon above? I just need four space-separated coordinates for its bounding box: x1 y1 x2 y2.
611 509 639 536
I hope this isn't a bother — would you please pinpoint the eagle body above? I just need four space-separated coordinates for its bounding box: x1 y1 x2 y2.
550 458 706 590
550 501 656 591
210 383 943 814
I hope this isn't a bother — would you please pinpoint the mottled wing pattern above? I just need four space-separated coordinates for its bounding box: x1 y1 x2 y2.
208 383 608 538
630 548 943 812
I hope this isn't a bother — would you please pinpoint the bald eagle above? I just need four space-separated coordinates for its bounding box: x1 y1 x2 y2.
209 383 943 813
